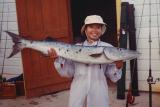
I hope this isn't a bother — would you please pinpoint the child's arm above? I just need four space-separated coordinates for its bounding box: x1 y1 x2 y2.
48 48 75 78
54 57 75 78
105 63 122 83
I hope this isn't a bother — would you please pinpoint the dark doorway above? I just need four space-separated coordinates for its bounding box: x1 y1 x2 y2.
71 0 117 46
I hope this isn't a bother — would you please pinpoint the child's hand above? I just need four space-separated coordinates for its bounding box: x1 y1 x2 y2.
48 48 58 59
114 60 123 69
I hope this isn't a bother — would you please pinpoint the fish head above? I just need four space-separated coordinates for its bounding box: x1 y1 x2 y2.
104 47 141 61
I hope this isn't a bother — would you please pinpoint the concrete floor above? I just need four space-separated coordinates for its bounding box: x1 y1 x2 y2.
0 86 160 107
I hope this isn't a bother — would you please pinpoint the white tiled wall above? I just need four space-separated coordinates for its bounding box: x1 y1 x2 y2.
0 0 23 79
123 0 160 91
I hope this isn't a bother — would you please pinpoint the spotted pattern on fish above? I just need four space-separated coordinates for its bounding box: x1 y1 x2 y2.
5 31 140 64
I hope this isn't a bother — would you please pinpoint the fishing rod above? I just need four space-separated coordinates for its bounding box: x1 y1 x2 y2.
147 0 160 107
147 0 153 106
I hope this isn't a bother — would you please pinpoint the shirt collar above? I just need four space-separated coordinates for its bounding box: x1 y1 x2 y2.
83 39 101 46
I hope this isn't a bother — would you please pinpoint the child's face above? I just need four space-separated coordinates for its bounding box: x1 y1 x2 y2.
85 24 102 42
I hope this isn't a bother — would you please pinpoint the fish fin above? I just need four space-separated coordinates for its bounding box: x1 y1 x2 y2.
5 31 23 58
103 47 116 60
89 53 102 58
8 44 22 58
5 31 21 43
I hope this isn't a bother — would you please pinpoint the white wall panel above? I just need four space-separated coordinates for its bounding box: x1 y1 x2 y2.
8 2 16 12
1 30 18 39
135 4 159 17
0 66 23 74
0 0 22 80
0 48 21 58
136 27 160 38
8 22 18 30
137 59 160 71
126 70 160 81
137 38 160 49
0 57 22 66
0 39 13 48
133 0 158 5
126 60 160 71
135 16 159 28
123 0 160 92
0 12 17 21
137 49 160 60
126 81 160 92
0 2 16 12
1 21 18 31
0 0 15 3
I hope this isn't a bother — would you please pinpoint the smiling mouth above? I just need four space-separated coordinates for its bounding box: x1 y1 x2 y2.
92 34 99 37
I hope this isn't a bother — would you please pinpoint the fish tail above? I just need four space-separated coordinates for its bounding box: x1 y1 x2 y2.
5 31 23 58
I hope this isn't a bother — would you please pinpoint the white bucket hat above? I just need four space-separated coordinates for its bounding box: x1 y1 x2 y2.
81 15 107 35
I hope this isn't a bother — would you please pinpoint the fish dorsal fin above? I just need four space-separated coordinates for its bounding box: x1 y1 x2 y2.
44 37 56 41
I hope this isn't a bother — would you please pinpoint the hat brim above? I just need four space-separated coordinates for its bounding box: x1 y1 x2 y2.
81 24 106 35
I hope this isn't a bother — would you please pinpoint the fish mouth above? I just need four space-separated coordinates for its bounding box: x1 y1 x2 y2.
103 47 141 61
89 53 102 58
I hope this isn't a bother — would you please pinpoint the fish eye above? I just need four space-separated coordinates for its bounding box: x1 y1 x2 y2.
118 48 122 51
117 48 121 51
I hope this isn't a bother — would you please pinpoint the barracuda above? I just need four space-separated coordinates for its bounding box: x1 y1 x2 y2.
5 31 140 64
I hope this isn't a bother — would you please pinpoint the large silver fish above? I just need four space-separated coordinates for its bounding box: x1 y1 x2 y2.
5 31 140 64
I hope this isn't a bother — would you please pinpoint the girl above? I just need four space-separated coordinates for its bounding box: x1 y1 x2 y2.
48 15 123 107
